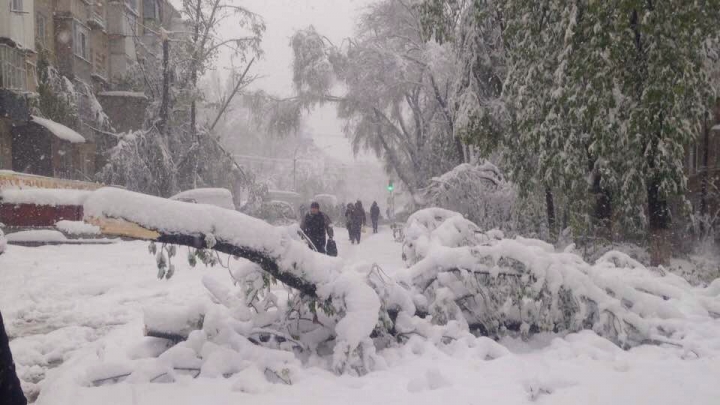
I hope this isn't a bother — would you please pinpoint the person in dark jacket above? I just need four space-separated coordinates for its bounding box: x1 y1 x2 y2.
370 201 380 233
1 312 27 405
300 202 334 254
351 200 367 244
344 203 354 242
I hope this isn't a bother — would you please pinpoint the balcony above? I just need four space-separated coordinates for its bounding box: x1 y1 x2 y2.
88 12 106 31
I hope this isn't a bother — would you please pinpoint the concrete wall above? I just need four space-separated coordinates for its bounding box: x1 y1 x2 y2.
0 0 34 49
107 2 139 81
53 16 75 79
97 92 148 133
35 0 56 57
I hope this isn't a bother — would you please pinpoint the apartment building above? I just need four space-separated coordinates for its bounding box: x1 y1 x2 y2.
1 0 180 180
1 0 36 171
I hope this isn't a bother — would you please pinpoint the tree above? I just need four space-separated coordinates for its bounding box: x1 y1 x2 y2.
289 1 469 200
101 0 265 197
424 0 720 258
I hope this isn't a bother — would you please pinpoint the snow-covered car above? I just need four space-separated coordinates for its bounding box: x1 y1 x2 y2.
169 188 235 210
259 200 297 225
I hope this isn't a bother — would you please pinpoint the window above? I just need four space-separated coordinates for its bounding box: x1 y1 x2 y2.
11 0 23 12
125 0 138 12
143 0 158 20
36 14 47 48
73 23 89 60
0 44 27 90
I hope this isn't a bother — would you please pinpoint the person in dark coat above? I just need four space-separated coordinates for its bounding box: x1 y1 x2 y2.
370 201 380 233
1 311 27 405
300 201 334 254
344 203 354 241
351 200 367 244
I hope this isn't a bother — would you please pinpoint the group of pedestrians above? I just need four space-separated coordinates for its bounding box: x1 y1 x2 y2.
345 200 381 244
300 199 382 255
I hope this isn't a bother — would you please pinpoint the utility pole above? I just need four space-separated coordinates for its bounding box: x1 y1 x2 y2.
158 28 170 135
292 146 299 191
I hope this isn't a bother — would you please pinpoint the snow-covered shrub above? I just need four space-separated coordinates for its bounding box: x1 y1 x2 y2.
419 162 545 238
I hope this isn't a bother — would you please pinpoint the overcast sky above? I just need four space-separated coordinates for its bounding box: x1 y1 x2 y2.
214 0 378 163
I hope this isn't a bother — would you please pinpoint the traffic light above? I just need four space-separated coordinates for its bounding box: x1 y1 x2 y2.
387 180 394 192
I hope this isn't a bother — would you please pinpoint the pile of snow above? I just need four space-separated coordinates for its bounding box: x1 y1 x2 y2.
170 188 235 210
5 230 68 243
0 228 5 254
0 188 92 206
30 115 85 143
55 220 101 235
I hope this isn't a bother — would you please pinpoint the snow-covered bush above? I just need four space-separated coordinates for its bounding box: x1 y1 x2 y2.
419 162 545 238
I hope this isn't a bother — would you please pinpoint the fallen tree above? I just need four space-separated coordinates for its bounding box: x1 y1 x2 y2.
83 188 720 377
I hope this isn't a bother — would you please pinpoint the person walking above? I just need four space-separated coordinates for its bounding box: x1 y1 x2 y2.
300 202 334 254
370 201 380 233
351 200 367 244
1 311 27 405
345 203 355 242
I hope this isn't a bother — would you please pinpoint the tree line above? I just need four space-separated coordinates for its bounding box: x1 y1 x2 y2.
286 0 720 264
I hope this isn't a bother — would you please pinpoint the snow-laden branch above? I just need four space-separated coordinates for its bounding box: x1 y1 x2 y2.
84 187 380 373
83 188 720 374
399 208 720 355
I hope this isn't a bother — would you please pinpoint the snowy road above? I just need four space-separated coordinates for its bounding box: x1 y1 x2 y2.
1 226 720 404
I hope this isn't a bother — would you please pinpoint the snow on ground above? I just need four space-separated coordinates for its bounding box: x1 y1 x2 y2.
1 226 719 404
5 230 68 243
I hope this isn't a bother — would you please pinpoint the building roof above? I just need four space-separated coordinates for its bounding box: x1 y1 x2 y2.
30 115 85 143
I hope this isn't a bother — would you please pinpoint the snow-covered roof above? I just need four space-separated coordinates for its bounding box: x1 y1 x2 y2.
0 188 93 206
98 91 148 99
30 115 85 143
170 188 235 210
